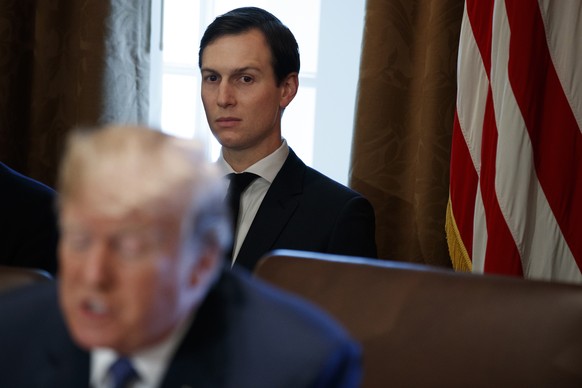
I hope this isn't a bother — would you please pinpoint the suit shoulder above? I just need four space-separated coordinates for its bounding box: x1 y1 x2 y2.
0 163 56 200
304 166 362 196
0 283 63 364
176 269 361 387
284 151 366 200
0 282 60 328
0 163 57 221
226 269 357 348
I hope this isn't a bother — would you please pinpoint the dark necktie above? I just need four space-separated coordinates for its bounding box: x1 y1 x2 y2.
225 172 259 258
110 357 138 388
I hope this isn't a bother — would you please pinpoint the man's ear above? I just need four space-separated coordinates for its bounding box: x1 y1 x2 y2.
280 72 299 109
189 242 220 288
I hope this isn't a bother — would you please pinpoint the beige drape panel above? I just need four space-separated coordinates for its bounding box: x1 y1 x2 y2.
351 0 464 267
0 0 150 187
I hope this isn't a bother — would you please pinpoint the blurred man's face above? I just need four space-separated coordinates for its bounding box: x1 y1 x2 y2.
200 28 297 159
58 192 195 355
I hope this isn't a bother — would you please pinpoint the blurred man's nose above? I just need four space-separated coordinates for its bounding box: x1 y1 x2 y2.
82 241 114 288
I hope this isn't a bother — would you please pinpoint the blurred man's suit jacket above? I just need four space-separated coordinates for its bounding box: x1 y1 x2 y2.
0 267 361 388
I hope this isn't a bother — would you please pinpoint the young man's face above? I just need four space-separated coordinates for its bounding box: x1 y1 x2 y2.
200 28 297 159
58 192 198 355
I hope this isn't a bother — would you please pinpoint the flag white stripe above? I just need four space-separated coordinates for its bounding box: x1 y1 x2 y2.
456 6 489 273
456 5 487 176
472 184 487 273
538 0 582 134
457 8 489 273
490 0 581 282
459 0 526 275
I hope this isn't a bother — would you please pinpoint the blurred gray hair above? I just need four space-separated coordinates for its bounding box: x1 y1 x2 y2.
57 124 231 255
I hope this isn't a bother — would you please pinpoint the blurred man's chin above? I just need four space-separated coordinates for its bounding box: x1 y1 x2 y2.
71 328 121 352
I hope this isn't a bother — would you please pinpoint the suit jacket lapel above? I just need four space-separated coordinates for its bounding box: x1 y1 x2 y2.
236 150 305 270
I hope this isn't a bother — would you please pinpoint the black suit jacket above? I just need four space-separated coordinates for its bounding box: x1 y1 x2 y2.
236 150 377 270
0 267 361 387
0 162 58 275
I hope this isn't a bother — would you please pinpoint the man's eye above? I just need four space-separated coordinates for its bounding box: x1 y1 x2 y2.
205 74 218 82
112 235 148 259
241 76 253 83
65 233 92 252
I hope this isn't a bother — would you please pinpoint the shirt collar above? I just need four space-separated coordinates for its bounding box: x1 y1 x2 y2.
217 139 289 184
90 312 195 388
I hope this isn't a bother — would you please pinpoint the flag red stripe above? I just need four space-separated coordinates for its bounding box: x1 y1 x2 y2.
465 0 494 77
505 0 582 268
449 112 478 257
465 0 523 275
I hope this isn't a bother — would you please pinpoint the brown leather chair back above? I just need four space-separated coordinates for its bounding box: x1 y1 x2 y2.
254 250 582 387
0 265 53 294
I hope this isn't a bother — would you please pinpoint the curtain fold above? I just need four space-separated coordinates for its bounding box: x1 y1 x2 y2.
351 0 464 266
0 0 150 187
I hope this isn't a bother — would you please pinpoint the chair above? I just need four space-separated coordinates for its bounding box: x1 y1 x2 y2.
0 265 53 294
254 249 582 387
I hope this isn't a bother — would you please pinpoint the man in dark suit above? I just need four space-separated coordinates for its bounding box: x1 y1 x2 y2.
0 162 58 275
0 125 361 387
199 7 377 271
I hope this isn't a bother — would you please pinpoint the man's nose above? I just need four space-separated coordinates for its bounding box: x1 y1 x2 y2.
217 81 236 108
83 241 113 288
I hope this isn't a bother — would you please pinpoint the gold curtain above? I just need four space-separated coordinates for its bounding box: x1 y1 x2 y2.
351 0 464 267
0 0 150 187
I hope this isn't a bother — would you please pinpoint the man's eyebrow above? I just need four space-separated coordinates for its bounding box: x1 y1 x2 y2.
200 66 261 74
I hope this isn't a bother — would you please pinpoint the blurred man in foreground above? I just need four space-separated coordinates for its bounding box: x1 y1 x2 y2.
0 125 361 387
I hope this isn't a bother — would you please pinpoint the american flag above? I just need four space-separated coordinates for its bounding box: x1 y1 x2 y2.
446 0 582 282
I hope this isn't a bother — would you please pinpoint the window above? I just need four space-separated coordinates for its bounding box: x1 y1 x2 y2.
150 0 365 185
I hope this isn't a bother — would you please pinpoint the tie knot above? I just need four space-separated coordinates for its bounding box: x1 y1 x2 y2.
110 357 138 388
227 172 259 192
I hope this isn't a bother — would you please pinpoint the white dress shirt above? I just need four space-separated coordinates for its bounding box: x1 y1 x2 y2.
90 312 194 388
218 139 289 263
